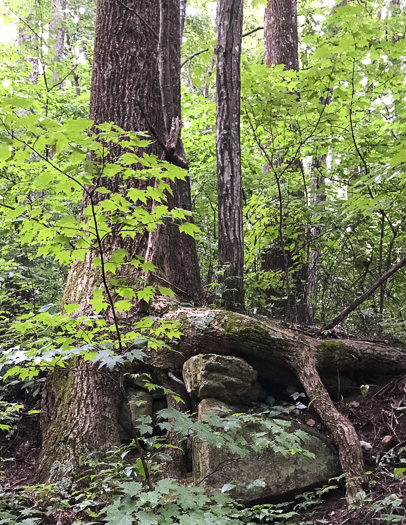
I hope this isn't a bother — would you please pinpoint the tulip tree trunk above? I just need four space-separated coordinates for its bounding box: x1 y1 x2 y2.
264 0 299 70
36 0 202 485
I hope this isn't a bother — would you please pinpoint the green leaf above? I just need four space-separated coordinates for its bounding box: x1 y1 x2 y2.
137 286 155 303
65 304 80 314
394 468 406 479
390 149 406 166
115 300 132 313
179 222 200 237
158 286 176 297
63 117 93 132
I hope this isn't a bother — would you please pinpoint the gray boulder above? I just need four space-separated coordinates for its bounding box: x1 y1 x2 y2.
119 388 153 439
193 398 341 503
182 354 263 404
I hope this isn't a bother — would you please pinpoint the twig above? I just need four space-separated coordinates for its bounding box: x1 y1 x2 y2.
181 48 209 68
242 26 264 38
181 27 263 68
321 252 406 332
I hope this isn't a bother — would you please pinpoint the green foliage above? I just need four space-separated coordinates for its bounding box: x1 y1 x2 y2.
183 0 406 332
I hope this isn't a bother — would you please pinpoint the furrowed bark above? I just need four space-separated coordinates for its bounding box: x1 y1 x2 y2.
50 0 67 82
216 0 245 312
264 0 299 70
36 0 202 484
180 0 187 43
263 0 309 323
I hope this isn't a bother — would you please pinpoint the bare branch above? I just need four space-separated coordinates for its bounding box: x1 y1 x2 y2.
181 27 263 68
322 253 406 332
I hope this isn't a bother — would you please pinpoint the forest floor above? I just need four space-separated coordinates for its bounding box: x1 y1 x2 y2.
299 375 406 524
1 375 405 524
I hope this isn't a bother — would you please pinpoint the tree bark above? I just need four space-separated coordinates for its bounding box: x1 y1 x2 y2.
180 0 187 43
307 160 326 322
36 0 202 484
36 362 122 485
146 309 406 383
263 0 311 323
216 0 245 312
18 14 40 84
264 0 299 70
50 0 67 82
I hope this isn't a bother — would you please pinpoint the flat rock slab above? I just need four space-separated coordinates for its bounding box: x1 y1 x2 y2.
183 354 263 404
193 399 341 503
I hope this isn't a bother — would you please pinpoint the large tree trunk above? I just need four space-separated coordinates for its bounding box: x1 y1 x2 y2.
36 0 202 485
216 0 245 312
36 362 122 484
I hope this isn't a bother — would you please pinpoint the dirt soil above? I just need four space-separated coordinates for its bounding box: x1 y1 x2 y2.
300 374 406 525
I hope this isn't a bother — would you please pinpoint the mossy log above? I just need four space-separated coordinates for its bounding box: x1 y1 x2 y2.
148 308 406 382
145 308 406 504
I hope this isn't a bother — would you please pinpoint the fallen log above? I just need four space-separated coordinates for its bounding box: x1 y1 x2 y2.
145 308 406 504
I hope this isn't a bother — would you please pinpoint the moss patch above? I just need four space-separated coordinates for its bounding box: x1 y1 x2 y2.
317 341 349 355
223 312 285 342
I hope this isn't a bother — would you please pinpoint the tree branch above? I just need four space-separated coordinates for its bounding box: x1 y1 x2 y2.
181 27 263 68
322 252 406 332
242 25 264 38
135 99 188 170
181 48 209 68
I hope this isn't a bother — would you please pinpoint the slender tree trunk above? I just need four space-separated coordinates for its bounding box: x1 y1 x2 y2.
307 159 326 322
264 0 309 323
18 16 39 84
216 0 245 312
264 0 299 70
36 0 202 484
180 0 187 43
50 0 67 82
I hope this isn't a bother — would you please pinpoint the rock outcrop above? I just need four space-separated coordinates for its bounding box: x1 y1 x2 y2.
193 398 341 503
183 354 264 404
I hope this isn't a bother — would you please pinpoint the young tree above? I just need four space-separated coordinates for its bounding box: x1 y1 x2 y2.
35 0 202 484
216 0 245 311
